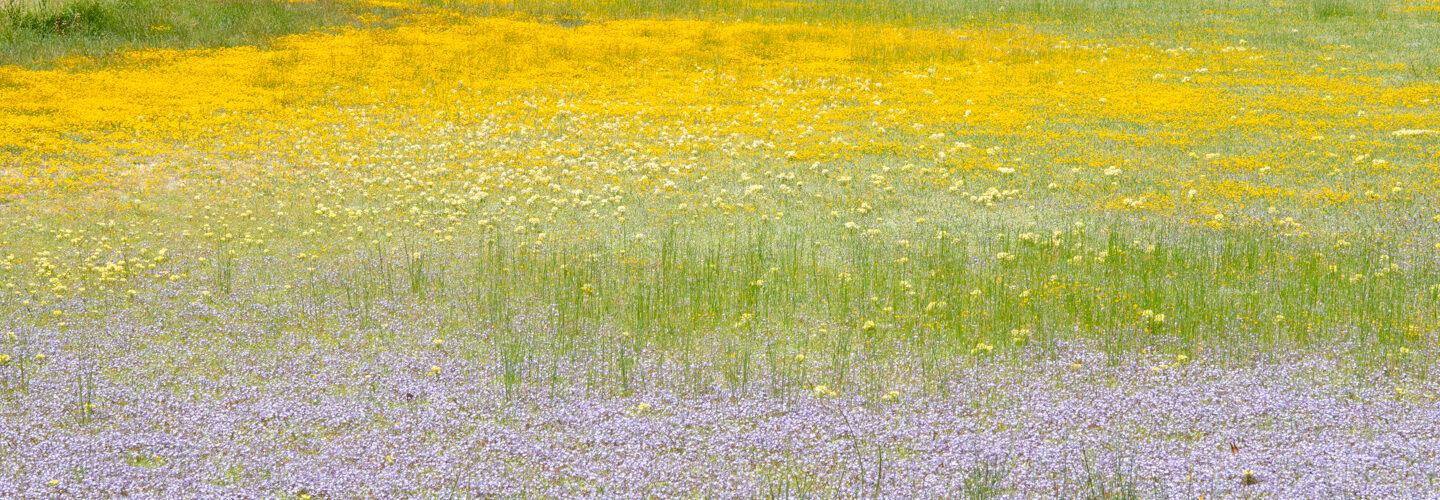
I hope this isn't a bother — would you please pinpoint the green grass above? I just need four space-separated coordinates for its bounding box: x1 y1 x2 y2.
1310 0 1384 20
1 0 1436 397
0 0 389 68
1410 51 1440 81
962 456 1009 499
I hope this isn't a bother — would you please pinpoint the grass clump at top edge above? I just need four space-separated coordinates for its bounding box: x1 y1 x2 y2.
0 0 394 68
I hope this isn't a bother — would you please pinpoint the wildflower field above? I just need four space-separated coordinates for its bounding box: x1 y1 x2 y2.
2 0 1439 496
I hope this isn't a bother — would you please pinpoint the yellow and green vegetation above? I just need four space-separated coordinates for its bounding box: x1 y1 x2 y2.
1 0 1438 496
6 0 1436 362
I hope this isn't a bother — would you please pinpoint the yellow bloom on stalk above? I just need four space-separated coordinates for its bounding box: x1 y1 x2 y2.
1241 470 1259 485
1010 327 1032 346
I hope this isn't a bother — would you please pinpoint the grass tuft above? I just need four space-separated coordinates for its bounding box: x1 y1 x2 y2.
1309 0 1383 20
0 0 390 68
1409 52 1440 82
961 456 1009 499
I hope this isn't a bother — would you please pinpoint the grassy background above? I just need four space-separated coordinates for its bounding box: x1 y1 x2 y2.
3 0 1437 82
0 0 395 67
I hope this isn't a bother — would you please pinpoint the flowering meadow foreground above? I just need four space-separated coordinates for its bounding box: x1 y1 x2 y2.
2 0 1440 497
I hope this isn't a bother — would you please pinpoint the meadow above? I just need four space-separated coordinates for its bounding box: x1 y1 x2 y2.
1 0 1439 496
